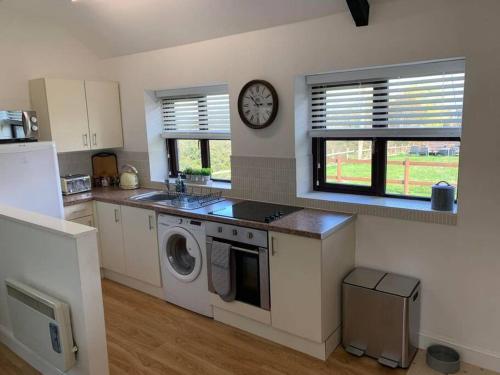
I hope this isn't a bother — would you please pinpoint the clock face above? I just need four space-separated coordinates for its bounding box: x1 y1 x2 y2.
238 80 278 129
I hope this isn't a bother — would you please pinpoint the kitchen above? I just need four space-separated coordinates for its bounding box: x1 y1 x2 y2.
1 1 500 375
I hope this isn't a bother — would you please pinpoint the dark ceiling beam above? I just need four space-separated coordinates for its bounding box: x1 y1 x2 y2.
346 0 370 27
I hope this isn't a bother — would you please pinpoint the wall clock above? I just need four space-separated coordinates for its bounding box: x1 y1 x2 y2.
238 80 278 129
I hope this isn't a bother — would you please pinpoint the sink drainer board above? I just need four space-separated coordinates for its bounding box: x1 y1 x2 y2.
129 188 224 210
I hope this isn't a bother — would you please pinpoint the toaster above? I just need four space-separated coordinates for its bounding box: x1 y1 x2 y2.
60 174 92 195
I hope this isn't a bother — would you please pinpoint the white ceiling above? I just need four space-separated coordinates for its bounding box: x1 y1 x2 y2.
0 0 367 58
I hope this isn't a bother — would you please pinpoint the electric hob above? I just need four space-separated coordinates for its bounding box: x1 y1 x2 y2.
210 201 302 223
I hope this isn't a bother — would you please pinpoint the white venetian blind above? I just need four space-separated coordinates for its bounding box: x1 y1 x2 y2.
158 85 230 139
308 59 465 138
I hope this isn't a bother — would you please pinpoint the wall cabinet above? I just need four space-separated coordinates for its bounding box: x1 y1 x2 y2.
29 78 123 153
95 202 161 287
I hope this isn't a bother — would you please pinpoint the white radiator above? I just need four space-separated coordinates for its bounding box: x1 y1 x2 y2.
5 279 77 372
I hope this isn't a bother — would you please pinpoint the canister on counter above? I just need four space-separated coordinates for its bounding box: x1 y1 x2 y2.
431 181 456 211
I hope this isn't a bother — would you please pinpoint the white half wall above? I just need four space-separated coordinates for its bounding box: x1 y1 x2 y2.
0 206 109 375
98 0 500 371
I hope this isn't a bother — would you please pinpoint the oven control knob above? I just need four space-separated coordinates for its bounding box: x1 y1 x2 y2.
218 226 223 233
31 125 39 132
31 116 38 123
178 218 183 224
232 229 238 236
248 232 253 239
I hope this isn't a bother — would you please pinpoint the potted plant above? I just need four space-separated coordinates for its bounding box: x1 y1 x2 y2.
183 168 211 184
200 168 212 184
183 168 194 182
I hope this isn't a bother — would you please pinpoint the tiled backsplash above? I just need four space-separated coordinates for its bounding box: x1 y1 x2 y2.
114 150 151 187
228 156 296 204
229 155 457 225
57 151 93 177
57 151 455 224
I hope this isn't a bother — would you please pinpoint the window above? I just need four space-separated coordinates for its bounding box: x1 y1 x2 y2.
159 85 231 181
309 59 464 199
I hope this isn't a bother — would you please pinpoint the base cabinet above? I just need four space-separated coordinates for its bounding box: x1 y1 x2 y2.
64 202 100 265
121 205 160 287
96 202 126 274
269 224 355 345
269 232 323 342
95 202 161 287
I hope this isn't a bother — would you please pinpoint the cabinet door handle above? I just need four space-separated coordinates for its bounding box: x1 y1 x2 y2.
92 133 97 146
148 215 154 230
271 236 276 256
114 209 120 223
82 134 88 146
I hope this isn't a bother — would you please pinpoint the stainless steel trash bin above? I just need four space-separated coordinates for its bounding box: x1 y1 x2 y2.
342 267 421 369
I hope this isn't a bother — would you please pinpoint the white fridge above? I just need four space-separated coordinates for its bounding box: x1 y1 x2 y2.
0 142 64 218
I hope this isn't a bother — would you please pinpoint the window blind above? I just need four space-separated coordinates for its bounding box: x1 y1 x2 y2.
160 88 230 139
308 59 465 138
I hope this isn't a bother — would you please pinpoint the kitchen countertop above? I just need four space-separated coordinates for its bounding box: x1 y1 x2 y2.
63 187 355 239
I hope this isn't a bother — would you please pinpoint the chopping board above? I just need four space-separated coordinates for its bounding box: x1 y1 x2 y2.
92 152 118 177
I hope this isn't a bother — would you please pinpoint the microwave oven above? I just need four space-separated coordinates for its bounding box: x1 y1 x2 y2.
0 110 39 143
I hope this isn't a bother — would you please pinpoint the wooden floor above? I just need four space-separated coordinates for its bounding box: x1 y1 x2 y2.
1 279 406 375
103 280 406 375
1 279 497 374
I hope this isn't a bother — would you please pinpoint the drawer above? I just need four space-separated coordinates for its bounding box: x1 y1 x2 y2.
64 202 94 221
71 215 95 227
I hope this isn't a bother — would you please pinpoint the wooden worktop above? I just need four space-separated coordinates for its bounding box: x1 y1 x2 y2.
63 187 355 239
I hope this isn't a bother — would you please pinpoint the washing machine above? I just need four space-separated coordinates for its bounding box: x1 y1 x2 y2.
158 214 213 317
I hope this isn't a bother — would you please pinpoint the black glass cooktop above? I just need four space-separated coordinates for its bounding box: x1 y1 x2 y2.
210 201 302 223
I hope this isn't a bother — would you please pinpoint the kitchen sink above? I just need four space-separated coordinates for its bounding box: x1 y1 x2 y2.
128 191 177 202
128 190 225 209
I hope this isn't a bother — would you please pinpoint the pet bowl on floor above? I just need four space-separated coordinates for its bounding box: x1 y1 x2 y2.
426 345 460 374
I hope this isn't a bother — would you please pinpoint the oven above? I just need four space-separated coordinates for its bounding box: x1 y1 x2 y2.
0 110 39 143
206 222 270 310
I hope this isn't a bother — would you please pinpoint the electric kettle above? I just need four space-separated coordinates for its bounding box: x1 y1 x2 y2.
119 164 139 190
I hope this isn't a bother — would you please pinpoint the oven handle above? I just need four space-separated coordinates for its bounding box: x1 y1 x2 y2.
231 245 260 255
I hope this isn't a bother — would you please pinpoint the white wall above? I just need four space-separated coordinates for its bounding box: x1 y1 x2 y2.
99 0 500 370
0 8 102 110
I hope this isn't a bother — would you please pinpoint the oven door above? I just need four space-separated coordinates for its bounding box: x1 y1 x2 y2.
232 245 270 310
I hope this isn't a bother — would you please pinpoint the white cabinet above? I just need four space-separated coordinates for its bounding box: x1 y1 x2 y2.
121 205 160 287
85 81 123 150
30 79 90 152
95 202 161 287
269 224 355 344
64 202 101 266
269 232 323 342
96 202 126 274
71 214 95 227
29 78 123 153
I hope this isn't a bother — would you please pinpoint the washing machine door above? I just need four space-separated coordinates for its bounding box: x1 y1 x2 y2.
161 226 202 283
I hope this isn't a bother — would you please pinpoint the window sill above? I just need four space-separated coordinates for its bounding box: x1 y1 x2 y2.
297 191 457 225
167 178 232 190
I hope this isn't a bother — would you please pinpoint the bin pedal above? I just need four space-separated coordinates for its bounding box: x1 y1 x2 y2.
345 345 364 357
378 357 399 368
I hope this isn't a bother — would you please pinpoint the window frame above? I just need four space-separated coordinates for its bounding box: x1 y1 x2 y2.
311 76 462 201
166 138 231 183
312 136 461 201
